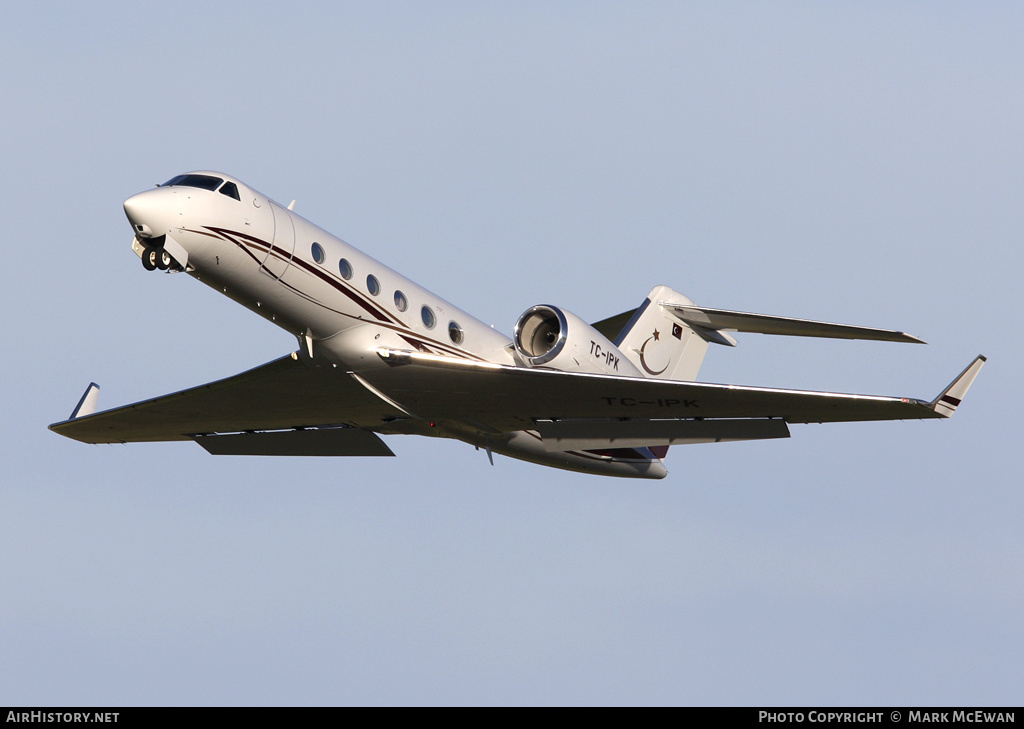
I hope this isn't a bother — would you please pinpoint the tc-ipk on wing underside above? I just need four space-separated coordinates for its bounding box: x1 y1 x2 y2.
50 171 985 478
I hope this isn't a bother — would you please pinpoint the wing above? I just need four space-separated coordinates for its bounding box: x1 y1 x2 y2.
51 348 985 455
362 349 985 447
50 355 406 455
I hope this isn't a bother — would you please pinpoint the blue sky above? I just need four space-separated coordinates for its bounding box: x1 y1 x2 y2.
2 2 1021 705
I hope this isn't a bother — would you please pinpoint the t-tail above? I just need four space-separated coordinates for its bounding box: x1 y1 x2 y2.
610 286 718 381
603 284 926 383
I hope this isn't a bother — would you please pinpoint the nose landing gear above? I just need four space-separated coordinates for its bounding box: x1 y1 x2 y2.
133 235 188 273
141 246 159 271
139 242 181 272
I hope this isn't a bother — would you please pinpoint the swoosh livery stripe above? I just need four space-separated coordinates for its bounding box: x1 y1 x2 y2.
198 226 487 362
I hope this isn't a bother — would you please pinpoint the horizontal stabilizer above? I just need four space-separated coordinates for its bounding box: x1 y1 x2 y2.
591 309 637 341
930 355 986 417
193 427 394 456
666 305 925 344
534 418 790 450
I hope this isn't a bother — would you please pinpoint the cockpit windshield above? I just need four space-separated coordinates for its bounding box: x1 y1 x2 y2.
161 174 224 191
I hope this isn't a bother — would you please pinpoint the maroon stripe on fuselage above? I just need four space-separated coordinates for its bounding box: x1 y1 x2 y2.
199 226 486 361
205 226 393 323
197 227 269 267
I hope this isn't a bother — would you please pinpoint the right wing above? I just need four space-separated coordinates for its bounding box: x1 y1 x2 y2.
49 355 406 454
364 349 985 448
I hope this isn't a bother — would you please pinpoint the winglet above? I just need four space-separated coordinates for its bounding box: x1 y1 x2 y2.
930 355 986 417
70 383 101 419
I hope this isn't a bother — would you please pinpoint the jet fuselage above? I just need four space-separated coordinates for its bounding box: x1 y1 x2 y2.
123 171 669 478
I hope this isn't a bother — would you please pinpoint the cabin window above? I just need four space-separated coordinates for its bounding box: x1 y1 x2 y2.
394 290 408 312
338 258 353 280
367 275 381 296
311 242 325 264
448 321 464 345
421 305 436 329
219 181 240 201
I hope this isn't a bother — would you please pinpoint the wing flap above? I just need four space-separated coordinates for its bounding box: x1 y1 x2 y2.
50 355 406 444
534 417 790 450
193 427 395 456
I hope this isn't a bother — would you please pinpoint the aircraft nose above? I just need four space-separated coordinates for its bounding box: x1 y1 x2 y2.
123 190 169 239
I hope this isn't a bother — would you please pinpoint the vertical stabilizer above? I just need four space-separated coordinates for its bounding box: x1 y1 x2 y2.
614 286 714 381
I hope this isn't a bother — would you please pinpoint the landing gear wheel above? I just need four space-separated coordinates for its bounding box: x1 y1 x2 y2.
142 247 158 271
157 249 172 270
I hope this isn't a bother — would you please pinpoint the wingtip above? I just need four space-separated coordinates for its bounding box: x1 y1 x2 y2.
930 355 986 417
49 382 99 437
69 382 101 420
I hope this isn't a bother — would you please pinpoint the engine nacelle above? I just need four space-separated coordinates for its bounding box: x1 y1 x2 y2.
513 305 642 377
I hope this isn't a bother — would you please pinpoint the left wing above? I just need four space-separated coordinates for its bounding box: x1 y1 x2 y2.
365 349 985 445
49 355 406 455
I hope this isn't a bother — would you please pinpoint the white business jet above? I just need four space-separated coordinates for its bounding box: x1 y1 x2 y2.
49 172 985 479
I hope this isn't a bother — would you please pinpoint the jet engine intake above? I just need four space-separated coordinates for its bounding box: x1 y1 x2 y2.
513 305 642 376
